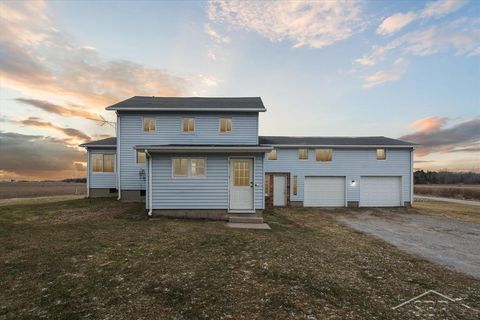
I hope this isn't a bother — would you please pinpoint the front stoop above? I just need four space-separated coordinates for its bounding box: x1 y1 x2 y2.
226 222 271 230
227 214 271 230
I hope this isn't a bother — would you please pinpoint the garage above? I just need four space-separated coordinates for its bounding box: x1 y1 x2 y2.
360 176 402 207
304 177 345 207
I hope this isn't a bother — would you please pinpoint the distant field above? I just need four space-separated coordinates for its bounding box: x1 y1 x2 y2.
415 184 480 200
0 181 86 199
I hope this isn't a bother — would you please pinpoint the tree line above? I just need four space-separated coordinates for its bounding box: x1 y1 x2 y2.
415 170 480 184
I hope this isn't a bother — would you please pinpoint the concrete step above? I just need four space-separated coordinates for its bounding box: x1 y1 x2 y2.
228 215 264 224
227 222 271 230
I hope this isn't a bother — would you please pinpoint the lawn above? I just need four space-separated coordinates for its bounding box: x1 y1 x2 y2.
0 198 479 319
415 184 480 200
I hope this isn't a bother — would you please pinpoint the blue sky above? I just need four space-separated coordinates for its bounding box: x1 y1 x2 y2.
0 0 479 179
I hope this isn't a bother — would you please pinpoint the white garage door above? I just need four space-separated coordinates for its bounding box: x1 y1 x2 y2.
360 176 402 207
304 177 345 207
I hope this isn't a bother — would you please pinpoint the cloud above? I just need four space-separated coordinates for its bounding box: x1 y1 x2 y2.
207 48 217 61
0 0 190 109
15 117 91 142
15 98 99 121
377 12 417 35
410 116 449 132
363 58 409 88
0 131 86 180
400 118 480 156
421 0 469 19
198 74 220 87
207 0 365 49
204 23 231 44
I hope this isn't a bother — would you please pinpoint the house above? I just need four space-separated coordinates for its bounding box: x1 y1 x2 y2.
81 96 416 219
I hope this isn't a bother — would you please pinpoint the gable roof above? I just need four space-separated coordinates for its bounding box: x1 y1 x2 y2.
259 136 417 147
105 96 266 112
79 137 116 148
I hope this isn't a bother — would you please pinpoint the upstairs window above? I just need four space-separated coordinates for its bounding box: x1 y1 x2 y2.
298 148 308 160
92 154 114 173
172 158 205 177
136 151 146 164
219 118 232 133
143 117 156 132
182 118 195 133
376 148 386 160
268 149 277 160
316 148 332 162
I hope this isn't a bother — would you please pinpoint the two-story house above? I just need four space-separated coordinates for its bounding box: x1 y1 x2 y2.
81 96 416 220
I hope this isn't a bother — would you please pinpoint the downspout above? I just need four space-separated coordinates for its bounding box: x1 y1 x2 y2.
117 113 121 200
410 148 414 205
86 148 90 198
146 149 153 216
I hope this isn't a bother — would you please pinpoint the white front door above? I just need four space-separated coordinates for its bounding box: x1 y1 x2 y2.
273 176 286 206
229 158 254 211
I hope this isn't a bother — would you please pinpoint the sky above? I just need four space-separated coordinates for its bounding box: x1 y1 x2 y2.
0 0 479 180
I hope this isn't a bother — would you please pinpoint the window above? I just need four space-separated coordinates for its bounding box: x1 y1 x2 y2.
316 148 332 162
265 174 270 195
182 118 195 133
293 176 298 195
143 117 156 132
136 151 146 164
268 149 277 160
298 148 308 160
233 160 250 186
376 148 386 160
219 118 232 133
92 154 114 173
172 158 205 177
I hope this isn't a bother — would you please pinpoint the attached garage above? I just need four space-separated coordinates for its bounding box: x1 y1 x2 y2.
304 176 346 207
360 176 402 207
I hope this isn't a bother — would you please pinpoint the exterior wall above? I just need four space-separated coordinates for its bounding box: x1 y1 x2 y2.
88 149 117 189
119 112 259 190
150 153 264 210
264 147 413 204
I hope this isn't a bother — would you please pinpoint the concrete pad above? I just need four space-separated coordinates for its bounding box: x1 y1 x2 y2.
226 222 271 230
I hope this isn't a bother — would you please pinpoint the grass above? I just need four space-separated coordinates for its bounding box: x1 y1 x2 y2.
0 198 479 319
413 200 480 223
0 181 86 199
415 184 480 200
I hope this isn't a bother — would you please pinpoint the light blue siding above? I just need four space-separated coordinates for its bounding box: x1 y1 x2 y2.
264 148 412 203
88 149 117 189
151 154 264 209
119 112 259 190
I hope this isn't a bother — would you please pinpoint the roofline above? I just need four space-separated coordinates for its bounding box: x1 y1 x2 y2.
106 107 266 112
262 144 418 148
79 144 117 148
134 146 273 153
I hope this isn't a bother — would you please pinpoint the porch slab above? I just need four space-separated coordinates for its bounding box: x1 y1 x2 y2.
226 222 271 230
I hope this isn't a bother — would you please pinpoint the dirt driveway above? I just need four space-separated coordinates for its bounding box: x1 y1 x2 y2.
337 209 480 279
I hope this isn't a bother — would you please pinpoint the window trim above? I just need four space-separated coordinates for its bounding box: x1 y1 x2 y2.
143 116 156 133
268 149 277 160
298 148 308 160
219 117 233 134
171 157 207 179
136 150 146 164
376 148 387 160
315 148 333 162
181 117 196 133
91 153 115 174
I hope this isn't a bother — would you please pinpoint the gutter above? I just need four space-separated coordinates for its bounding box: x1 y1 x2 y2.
261 144 418 148
106 107 267 112
145 149 153 217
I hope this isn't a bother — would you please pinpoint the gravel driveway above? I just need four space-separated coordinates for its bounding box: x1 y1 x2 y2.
337 211 480 279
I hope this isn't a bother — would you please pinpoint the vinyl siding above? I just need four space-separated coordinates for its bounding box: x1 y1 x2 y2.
151 153 264 209
119 112 259 190
264 148 412 203
88 149 117 189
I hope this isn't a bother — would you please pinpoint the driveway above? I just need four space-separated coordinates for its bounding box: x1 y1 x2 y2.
337 210 480 279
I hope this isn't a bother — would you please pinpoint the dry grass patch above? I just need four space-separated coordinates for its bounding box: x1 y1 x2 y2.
415 184 480 200
413 200 480 223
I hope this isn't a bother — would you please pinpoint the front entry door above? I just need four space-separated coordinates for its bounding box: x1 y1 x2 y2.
229 158 254 211
273 176 286 206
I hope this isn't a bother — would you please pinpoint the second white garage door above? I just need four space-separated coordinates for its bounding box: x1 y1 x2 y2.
360 176 402 207
304 177 345 207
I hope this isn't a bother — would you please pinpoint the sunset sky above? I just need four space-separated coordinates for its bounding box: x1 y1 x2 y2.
0 0 479 180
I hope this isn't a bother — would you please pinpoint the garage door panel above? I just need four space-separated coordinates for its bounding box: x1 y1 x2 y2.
360 176 401 207
304 177 345 207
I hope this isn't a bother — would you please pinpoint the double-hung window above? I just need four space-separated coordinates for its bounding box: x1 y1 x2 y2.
268 149 277 160
136 151 146 164
92 154 115 173
376 148 386 160
143 117 156 132
298 148 308 160
316 148 332 162
219 118 232 133
182 118 195 133
172 158 205 177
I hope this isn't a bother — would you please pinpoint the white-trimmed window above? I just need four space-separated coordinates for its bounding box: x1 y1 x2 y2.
268 149 277 160
376 148 386 160
298 148 308 160
172 158 205 177
316 148 332 162
182 118 195 133
143 117 156 132
92 154 115 173
219 118 232 133
136 151 146 164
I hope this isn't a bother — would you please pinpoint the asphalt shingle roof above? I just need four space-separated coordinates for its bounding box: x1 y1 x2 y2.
80 137 116 147
259 136 416 146
105 96 266 111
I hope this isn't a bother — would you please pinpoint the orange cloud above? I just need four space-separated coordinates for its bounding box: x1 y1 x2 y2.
16 117 91 143
410 116 449 132
15 98 99 121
